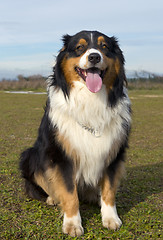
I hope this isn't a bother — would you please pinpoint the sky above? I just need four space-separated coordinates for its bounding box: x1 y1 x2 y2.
0 0 163 79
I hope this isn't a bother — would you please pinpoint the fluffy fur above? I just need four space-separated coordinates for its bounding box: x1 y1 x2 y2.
20 30 131 237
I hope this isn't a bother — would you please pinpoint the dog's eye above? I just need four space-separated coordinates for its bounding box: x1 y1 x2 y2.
76 45 84 51
101 43 108 49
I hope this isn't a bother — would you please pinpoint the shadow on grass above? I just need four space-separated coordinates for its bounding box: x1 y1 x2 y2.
1 161 162 239
80 162 162 222
118 162 162 214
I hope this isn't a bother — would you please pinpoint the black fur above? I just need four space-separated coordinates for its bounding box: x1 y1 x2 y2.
51 51 70 98
19 30 130 203
50 31 126 105
19 104 74 200
107 145 126 186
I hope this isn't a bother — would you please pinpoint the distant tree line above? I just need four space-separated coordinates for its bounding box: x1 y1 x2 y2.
0 74 46 91
0 71 163 91
127 71 163 90
17 74 46 82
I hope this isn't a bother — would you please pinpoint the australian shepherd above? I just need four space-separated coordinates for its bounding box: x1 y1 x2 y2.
20 30 131 237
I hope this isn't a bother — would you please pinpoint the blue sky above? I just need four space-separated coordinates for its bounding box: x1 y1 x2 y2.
0 0 163 79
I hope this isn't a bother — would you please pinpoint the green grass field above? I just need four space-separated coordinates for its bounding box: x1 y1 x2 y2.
0 90 162 239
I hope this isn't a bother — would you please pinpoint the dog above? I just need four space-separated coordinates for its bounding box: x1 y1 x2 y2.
20 30 131 237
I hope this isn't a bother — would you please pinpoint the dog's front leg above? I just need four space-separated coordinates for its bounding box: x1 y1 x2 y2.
100 161 124 230
61 184 84 237
46 166 84 237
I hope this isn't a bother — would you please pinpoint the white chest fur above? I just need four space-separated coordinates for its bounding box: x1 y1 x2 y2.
48 82 131 187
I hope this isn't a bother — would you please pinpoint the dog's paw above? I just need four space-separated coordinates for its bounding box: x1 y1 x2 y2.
63 222 84 237
62 212 84 237
101 200 122 230
46 196 56 205
102 216 122 230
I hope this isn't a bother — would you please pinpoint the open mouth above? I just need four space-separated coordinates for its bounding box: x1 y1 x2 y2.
76 67 105 81
76 67 106 93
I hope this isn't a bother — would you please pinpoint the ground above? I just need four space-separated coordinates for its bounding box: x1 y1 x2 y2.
0 90 162 239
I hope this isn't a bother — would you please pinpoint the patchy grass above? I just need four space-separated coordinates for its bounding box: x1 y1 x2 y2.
0 90 162 239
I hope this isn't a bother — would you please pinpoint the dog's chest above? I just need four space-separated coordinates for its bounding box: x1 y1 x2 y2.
73 124 121 186
49 85 130 186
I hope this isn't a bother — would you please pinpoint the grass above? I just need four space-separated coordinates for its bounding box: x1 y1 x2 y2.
0 90 162 239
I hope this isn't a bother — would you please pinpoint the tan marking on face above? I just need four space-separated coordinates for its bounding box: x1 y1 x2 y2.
75 39 88 56
61 55 82 87
77 38 87 46
101 161 125 206
97 36 105 45
102 57 121 92
97 36 109 50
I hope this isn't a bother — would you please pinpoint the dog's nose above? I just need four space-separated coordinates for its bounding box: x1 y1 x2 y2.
88 53 101 65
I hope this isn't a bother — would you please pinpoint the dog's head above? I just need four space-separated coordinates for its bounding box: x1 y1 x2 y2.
51 30 126 106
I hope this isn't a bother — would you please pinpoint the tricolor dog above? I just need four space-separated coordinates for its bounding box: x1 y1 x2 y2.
20 30 131 237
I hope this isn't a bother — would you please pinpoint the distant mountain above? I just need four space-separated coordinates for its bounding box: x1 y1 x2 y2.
126 70 162 79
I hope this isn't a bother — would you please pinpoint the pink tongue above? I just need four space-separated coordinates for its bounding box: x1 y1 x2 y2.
86 72 102 93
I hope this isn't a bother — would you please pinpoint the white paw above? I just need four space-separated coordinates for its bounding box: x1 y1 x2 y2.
62 212 84 237
101 200 122 230
46 196 56 205
63 223 84 237
102 216 122 230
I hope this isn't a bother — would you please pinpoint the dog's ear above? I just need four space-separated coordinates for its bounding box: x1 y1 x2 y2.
108 37 126 107
62 34 71 48
111 37 125 64
59 34 71 52
50 34 72 98
108 67 126 107
52 49 70 99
